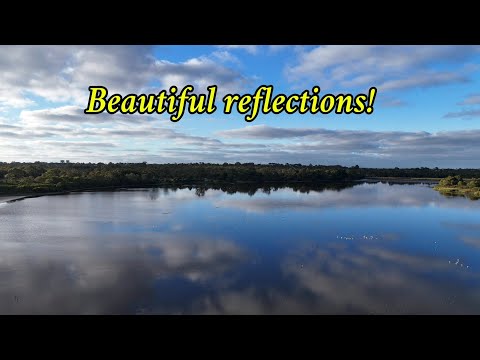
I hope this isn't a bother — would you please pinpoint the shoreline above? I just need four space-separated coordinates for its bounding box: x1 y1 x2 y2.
358 177 440 184
0 178 441 204
0 192 70 204
0 195 29 203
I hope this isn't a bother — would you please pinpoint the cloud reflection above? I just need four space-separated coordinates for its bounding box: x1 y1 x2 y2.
0 234 246 314
215 183 480 213
1 186 480 314
198 244 480 314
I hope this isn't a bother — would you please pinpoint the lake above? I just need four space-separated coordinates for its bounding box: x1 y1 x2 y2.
0 182 479 314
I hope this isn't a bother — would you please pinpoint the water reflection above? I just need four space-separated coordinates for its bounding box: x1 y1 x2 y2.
0 234 246 314
460 236 480 249
195 243 480 315
213 183 478 212
0 182 479 314
144 182 356 197
139 182 479 211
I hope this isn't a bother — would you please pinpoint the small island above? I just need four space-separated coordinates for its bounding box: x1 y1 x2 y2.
434 175 480 200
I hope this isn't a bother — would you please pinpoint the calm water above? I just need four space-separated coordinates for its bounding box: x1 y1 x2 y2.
0 182 479 314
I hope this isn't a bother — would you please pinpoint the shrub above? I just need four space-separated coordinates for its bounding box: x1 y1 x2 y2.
467 179 480 188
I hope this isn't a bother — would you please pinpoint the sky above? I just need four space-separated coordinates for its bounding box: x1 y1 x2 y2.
0 45 479 168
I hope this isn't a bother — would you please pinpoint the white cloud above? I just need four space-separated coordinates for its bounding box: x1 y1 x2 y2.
216 124 480 167
458 94 480 105
216 45 259 54
154 57 248 95
443 109 480 119
285 45 480 91
3 121 480 166
211 50 242 65
0 105 267 163
268 45 290 53
380 98 407 107
1 45 480 167
19 105 155 125
218 124 322 139
0 46 249 110
380 71 468 91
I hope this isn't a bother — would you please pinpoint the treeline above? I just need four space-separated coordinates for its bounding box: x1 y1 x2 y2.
359 167 480 178
0 162 356 194
1 161 480 195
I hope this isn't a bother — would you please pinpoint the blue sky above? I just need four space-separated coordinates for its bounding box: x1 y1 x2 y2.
1 45 480 167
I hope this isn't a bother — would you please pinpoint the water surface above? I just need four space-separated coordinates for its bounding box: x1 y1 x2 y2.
0 183 479 314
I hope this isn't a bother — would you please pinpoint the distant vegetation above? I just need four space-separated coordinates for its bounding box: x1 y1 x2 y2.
1 161 480 196
434 175 480 200
0 162 356 194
